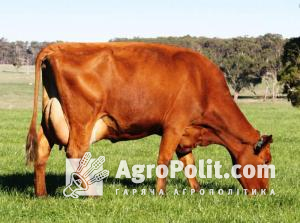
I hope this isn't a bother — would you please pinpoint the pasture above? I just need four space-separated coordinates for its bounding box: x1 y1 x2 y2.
0 65 299 222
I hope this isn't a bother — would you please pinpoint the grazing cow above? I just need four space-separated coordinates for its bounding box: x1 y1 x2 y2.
26 42 273 197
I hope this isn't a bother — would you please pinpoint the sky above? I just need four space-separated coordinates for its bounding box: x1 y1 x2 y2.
0 0 299 42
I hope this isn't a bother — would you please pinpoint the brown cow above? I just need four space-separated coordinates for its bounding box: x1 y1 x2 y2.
26 42 273 197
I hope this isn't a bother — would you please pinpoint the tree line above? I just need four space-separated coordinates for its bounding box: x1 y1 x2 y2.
1 34 299 105
0 38 53 66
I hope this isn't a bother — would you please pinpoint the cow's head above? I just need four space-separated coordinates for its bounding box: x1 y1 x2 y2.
234 135 273 192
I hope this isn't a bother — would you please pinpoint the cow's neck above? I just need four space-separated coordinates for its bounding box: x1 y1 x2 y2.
203 95 260 154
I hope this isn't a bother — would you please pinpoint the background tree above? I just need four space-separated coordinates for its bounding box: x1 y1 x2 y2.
259 34 284 101
219 37 262 101
278 37 300 106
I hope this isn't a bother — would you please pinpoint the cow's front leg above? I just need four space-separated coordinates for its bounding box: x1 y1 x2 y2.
34 127 53 197
156 129 183 194
176 150 200 192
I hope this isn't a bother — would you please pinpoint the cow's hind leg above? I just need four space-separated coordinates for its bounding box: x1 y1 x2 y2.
176 150 200 192
34 126 53 197
65 124 96 195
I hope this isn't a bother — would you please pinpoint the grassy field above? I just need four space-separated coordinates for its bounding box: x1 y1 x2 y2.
0 65 299 222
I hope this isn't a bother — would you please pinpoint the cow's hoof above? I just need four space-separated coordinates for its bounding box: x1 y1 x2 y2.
193 184 201 192
35 191 48 197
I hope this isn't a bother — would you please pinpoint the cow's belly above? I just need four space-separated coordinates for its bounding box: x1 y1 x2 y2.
43 99 206 148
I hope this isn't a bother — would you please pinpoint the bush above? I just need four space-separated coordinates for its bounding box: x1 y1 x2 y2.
279 37 300 106
287 87 300 106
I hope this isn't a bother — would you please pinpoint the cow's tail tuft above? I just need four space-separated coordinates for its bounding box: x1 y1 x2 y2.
26 50 48 165
26 124 38 165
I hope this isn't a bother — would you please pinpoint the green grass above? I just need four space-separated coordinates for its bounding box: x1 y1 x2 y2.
0 65 299 222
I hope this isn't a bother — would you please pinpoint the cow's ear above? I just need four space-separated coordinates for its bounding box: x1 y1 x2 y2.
264 135 273 144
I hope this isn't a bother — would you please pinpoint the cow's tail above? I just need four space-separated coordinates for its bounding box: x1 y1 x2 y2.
26 50 48 165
